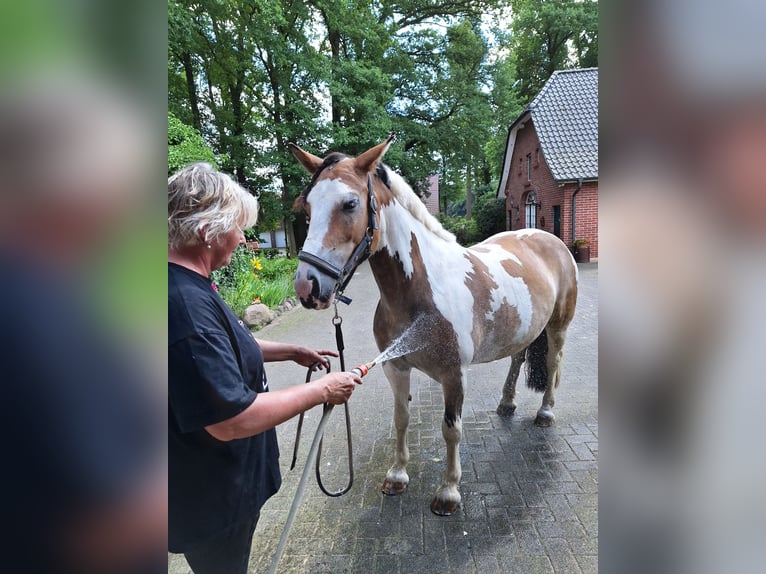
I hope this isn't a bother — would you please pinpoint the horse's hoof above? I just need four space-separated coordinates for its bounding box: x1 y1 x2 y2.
382 479 408 496
496 403 517 417
430 496 460 516
534 412 555 427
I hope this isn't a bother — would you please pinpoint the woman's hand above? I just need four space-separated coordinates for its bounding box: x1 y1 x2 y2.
291 346 339 371
316 372 362 405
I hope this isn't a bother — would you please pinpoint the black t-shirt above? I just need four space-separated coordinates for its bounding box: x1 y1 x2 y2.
168 263 281 552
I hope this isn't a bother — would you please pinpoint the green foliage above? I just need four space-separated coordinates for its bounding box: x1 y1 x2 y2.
167 0 578 246
257 275 294 309
211 247 298 317
474 188 507 239
511 0 599 103
439 214 482 246
168 112 218 174
258 256 298 282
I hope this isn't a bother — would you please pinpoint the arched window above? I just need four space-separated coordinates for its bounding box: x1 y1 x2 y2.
525 191 539 228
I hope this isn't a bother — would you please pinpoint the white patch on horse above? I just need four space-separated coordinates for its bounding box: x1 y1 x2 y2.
379 199 476 363
468 243 533 343
303 178 354 263
380 203 416 279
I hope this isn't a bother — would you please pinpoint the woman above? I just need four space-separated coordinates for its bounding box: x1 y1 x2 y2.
168 163 361 574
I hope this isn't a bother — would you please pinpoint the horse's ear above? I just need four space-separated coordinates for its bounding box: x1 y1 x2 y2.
355 133 396 174
288 142 323 174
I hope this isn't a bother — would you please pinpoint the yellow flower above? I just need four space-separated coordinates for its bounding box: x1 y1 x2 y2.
251 257 263 271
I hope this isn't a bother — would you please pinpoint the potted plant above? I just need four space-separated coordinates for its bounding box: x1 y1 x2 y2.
572 238 591 263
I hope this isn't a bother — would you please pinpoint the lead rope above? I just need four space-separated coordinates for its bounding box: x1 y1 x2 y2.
270 304 354 574
316 306 354 495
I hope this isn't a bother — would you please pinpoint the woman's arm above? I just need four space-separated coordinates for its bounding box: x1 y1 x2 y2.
256 339 338 370
204 371 361 441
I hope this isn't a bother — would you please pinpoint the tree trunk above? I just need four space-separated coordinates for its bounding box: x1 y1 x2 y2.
329 28 342 126
229 81 247 186
465 159 473 219
181 52 201 131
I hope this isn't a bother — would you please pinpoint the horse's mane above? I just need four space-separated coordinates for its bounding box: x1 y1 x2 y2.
383 166 456 243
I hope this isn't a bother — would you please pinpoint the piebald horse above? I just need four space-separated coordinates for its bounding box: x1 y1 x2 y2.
291 137 578 515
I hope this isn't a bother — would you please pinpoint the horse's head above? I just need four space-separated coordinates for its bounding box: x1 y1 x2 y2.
290 136 394 309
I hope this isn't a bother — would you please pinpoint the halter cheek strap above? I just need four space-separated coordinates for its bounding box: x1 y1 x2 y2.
297 173 379 305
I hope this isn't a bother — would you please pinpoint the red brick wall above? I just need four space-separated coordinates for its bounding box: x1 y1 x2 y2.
503 121 598 258
423 174 440 215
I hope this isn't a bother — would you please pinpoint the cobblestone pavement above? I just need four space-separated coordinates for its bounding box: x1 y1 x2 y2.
169 261 598 574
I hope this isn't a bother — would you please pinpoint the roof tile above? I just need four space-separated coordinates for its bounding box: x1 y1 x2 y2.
529 68 598 181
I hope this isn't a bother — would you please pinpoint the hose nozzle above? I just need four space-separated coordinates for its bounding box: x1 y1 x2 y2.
351 360 377 378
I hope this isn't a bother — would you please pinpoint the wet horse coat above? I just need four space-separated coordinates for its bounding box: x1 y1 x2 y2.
292 139 578 515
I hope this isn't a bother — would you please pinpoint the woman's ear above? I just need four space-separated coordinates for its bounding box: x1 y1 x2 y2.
198 227 209 246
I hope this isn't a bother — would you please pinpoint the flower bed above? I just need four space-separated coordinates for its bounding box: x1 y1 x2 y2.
211 248 299 318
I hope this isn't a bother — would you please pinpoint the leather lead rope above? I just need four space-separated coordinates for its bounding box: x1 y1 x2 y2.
275 305 355 574
289 302 354 497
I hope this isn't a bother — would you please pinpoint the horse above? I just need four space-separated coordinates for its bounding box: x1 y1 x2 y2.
290 137 578 515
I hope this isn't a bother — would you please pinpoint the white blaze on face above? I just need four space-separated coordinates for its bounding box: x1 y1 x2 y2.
303 177 355 264
471 243 534 344
379 201 476 363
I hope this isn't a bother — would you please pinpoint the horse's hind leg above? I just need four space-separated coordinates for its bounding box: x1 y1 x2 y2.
431 367 465 516
382 361 412 495
535 327 567 427
497 350 526 416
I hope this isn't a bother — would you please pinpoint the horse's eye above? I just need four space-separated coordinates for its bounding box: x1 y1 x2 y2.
342 198 359 211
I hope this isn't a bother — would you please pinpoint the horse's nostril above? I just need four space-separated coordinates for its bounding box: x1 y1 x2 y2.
306 268 321 299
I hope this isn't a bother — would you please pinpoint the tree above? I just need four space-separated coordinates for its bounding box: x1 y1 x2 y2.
167 0 520 250
167 112 218 175
511 0 598 103
168 0 329 255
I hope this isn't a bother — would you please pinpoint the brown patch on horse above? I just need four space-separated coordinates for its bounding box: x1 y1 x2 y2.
464 251 528 362
463 252 497 349
371 233 462 383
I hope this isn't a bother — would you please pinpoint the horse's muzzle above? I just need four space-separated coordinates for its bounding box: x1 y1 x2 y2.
294 263 335 310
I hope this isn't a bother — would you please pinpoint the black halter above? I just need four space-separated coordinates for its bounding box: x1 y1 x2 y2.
297 173 379 305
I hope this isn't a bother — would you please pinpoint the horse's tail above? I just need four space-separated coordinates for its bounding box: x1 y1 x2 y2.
525 328 549 393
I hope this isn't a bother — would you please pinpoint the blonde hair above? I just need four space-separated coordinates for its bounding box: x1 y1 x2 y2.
168 163 259 250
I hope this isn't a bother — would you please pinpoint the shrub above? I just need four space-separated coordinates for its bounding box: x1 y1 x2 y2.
211 248 298 317
259 256 298 282
439 214 482 246
167 112 219 174
474 194 506 239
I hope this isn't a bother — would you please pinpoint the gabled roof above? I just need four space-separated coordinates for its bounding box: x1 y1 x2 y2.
497 68 598 198
531 67 598 181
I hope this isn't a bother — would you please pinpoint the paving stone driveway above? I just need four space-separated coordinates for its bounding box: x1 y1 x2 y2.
169 261 597 574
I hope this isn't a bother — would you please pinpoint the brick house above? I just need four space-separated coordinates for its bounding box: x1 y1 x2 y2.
496 68 598 258
422 174 440 216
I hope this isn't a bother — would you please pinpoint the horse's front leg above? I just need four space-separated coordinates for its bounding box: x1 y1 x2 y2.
431 367 466 516
382 361 411 495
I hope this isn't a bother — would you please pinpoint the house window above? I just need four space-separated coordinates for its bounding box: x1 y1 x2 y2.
526 153 532 181
525 191 538 228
